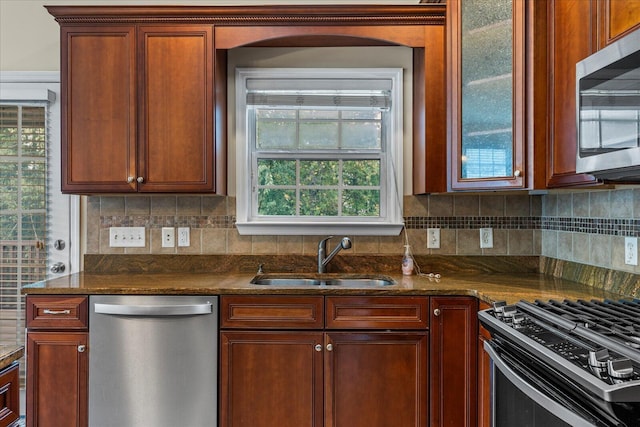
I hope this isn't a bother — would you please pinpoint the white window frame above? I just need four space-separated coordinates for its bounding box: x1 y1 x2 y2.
235 68 404 236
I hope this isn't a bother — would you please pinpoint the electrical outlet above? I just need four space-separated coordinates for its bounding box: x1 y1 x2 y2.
625 237 638 266
162 227 175 248
427 228 440 249
480 228 493 249
109 227 145 247
178 227 190 247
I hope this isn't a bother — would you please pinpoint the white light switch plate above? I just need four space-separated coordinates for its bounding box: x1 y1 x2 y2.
109 227 146 247
427 228 440 249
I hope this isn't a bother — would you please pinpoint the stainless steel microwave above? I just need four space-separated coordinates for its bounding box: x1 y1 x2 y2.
576 27 640 180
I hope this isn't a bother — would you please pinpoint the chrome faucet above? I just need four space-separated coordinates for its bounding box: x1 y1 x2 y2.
318 236 352 273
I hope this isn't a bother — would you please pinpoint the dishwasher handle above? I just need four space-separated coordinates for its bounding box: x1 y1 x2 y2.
94 302 213 316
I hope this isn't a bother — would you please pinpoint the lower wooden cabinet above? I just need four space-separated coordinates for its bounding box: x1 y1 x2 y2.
429 296 478 427
26 296 88 427
477 302 492 427
220 295 429 427
0 362 20 427
220 331 324 427
326 332 428 427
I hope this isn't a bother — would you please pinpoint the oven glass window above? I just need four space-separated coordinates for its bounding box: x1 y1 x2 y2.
494 369 572 427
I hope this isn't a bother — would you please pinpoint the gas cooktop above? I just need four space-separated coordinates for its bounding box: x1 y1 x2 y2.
479 298 640 402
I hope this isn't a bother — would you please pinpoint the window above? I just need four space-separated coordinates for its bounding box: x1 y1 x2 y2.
235 68 404 235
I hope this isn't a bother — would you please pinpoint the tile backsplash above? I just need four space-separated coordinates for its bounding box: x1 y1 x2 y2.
86 193 542 257
85 188 640 275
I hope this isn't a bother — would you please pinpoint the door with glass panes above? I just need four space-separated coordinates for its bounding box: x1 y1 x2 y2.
0 73 78 378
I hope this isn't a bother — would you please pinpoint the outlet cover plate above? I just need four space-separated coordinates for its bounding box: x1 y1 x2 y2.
625 237 638 266
480 228 493 249
178 227 190 247
162 227 175 248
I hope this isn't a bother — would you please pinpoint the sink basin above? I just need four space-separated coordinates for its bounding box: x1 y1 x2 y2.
250 274 395 287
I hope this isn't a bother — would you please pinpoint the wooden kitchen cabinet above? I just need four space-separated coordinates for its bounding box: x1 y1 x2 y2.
60 26 137 193
220 295 429 427
57 22 219 193
448 0 528 190
543 0 599 188
220 331 324 427
25 296 88 427
0 363 20 427
477 301 492 427
598 0 640 48
429 296 478 427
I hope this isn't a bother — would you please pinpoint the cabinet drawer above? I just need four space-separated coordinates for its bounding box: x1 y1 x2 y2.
326 296 429 330
26 296 88 330
0 362 19 427
221 296 324 329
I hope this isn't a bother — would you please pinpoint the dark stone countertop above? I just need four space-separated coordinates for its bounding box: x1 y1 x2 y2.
23 270 627 305
0 346 24 371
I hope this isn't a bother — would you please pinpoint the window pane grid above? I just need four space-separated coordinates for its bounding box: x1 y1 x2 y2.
256 157 381 217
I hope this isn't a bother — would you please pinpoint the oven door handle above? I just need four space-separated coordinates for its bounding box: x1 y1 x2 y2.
484 340 596 427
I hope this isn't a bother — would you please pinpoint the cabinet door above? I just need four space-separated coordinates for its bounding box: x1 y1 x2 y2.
220 331 324 427
429 297 478 427
545 0 599 187
325 332 428 427
448 0 526 190
61 26 137 193
477 302 492 427
0 363 20 427
138 25 215 192
598 0 640 47
26 332 88 427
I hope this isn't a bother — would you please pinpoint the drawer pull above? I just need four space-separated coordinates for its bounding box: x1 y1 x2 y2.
43 309 71 315
315 344 322 352
77 345 86 353
326 343 333 352
433 308 441 317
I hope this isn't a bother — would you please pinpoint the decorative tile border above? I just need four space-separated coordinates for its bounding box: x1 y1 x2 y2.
98 215 640 237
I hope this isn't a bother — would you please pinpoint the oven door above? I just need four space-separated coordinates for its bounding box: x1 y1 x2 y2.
485 339 630 427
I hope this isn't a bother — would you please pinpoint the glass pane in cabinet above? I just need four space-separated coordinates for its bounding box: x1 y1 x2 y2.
460 0 513 179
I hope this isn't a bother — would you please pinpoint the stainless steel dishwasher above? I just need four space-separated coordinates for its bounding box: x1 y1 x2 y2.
89 295 218 427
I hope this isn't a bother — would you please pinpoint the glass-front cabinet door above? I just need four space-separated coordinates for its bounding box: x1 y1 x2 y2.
448 0 525 190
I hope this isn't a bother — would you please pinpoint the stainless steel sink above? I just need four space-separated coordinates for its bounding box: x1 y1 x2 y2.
250 274 395 287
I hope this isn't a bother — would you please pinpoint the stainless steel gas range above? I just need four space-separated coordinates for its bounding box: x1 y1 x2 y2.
479 298 640 427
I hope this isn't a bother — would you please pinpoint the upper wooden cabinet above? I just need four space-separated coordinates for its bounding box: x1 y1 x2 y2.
60 26 137 193
48 5 446 195
542 0 599 188
57 23 219 194
598 0 640 47
448 0 547 191
137 25 215 192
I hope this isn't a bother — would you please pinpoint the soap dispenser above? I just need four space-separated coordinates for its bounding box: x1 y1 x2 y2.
402 245 414 275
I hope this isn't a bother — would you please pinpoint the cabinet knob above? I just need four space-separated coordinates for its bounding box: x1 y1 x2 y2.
314 344 322 352
127 176 135 183
77 345 86 353
136 176 144 183
433 308 441 317
514 169 521 177
326 343 333 351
